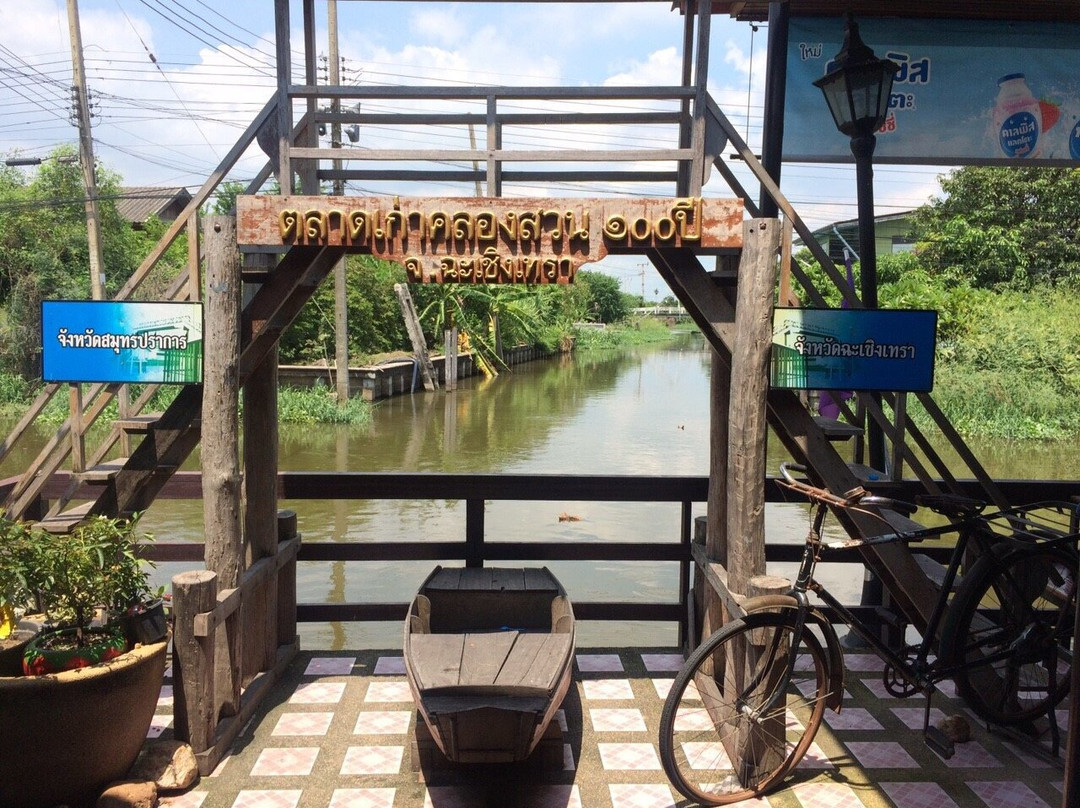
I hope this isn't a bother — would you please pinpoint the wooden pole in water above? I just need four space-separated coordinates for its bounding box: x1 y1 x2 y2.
395 283 437 391
202 214 243 717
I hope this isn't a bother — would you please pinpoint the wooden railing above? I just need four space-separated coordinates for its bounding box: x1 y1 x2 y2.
11 468 1072 773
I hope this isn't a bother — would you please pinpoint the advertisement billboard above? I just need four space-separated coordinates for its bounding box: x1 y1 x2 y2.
784 18 1080 165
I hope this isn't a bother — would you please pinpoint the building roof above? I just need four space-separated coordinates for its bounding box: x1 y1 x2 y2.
699 2 1080 23
115 186 193 225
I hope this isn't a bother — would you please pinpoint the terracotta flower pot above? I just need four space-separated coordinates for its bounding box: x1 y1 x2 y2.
0 639 167 808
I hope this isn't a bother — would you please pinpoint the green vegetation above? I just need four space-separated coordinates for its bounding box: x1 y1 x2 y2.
276 383 373 425
1 151 1078 439
794 165 1080 441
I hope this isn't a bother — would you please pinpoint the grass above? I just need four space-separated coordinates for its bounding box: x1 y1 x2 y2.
0 377 372 429
574 316 684 349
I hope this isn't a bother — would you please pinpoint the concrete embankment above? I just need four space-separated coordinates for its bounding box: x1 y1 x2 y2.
278 344 551 401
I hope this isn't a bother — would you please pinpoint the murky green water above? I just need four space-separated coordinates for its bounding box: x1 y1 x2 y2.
6 335 1076 648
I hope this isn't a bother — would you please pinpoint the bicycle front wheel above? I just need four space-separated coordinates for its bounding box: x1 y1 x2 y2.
940 544 1076 725
658 611 831 805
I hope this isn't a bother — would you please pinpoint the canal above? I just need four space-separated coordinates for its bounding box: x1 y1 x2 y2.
7 333 1077 649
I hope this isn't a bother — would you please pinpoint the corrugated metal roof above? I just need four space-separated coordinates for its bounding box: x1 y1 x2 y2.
115 186 192 224
693 1 1080 22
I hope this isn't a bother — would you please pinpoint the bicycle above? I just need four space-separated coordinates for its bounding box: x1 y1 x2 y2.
658 462 1079 805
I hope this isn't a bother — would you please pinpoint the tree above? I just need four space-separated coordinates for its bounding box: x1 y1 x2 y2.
278 255 410 364
0 148 167 376
576 269 629 323
910 166 1080 288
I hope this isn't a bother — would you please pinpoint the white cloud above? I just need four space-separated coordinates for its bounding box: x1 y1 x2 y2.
409 7 470 49
603 48 681 88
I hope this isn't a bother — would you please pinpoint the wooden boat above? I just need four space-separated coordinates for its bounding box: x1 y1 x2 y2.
403 565 575 764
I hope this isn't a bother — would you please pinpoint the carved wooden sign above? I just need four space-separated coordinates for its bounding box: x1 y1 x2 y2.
236 195 743 284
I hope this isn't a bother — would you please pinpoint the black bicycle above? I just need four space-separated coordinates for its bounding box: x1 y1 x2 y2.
658 462 1078 805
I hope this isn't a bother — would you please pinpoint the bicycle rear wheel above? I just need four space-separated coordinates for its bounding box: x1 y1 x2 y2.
658 611 831 805
940 544 1076 725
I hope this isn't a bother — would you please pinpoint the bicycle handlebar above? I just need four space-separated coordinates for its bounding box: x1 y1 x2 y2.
778 462 919 516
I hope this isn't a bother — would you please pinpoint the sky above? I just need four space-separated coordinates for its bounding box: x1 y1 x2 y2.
0 0 949 297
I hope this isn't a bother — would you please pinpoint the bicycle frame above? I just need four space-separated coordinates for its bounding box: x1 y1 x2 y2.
755 499 1037 722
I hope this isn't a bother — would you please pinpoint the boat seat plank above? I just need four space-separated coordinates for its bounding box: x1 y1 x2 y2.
523 567 559 591
459 567 494 590
410 634 465 689
495 633 572 691
490 568 525 591
460 631 520 686
428 567 462 590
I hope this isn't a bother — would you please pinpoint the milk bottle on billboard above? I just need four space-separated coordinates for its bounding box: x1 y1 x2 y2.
993 74 1041 158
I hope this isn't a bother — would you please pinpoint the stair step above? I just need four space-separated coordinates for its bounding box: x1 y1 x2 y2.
113 413 163 433
847 462 890 483
79 457 130 482
814 415 864 441
913 552 955 593
34 502 95 534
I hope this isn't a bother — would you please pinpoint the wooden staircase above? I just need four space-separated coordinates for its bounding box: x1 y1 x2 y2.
2 241 344 530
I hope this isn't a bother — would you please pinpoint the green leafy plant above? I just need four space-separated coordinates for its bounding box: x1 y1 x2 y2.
29 514 157 647
0 519 42 637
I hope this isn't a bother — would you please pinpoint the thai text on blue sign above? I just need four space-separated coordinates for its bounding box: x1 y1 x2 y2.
42 301 203 384
771 308 937 392
784 18 1080 165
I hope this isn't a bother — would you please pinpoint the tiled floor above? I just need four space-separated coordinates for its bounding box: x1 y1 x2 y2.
152 649 1069 808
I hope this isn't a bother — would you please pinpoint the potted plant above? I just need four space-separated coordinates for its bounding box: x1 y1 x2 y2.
0 512 169 808
21 513 163 675
0 519 44 675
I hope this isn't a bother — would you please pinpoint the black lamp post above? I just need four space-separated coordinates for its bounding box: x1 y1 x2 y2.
814 13 898 473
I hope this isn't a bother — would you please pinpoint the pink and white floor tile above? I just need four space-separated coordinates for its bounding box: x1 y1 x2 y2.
145 648 1065 808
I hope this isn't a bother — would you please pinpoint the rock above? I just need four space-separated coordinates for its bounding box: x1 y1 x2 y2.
96 780 157 808
936 714 971 744
127 740 200 791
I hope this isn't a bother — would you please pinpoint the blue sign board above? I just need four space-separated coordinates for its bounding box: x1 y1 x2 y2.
42 301 203 384
771 308 936 392
785 18 1080 165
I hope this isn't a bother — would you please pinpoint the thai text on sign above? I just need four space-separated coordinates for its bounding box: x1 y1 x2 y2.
236 196 744 283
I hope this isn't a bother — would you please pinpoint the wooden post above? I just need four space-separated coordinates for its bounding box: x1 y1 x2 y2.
172 569 217 753
444 328 458 392
117 384 132 457
243 338 279 678
187 212 201 301
394 283 437 391
277 510 299 647
202 214 243 717
702 350 730 645
722 218 782 784
727 219 780 595
68 383 85 473
891 392 907 481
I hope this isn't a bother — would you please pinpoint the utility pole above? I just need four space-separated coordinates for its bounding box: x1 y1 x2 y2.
328 0 350 402
67 0 106 300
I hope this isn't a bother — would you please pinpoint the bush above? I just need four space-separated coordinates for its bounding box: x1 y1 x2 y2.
277 384 373 425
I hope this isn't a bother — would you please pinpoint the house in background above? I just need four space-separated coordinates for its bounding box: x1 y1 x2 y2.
115 186 192 229
799 210 917 264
